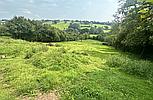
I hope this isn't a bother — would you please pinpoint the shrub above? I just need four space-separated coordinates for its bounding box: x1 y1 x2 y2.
106 55 153 80
106 55 125 68
122 60 153 79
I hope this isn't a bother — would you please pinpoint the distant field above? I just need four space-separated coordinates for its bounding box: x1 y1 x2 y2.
90 34 98 38
0 36 153 100
51 22 70 30
104 30 111 33
45 21 111 33
92 24 111 29
80 24 111 29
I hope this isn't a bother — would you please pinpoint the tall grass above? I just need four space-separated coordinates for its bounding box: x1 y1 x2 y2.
0 37 153 100
106 55 153 80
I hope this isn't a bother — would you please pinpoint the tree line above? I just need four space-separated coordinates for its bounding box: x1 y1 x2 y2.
110 0 153 57
0 16 89 42
66 22 106 34
42 19 112 26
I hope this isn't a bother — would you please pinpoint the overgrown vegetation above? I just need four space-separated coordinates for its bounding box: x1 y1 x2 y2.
111 0 153 57
0 37 153 100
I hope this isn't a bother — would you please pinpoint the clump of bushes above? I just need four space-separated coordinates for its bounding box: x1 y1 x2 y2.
106 55 153 80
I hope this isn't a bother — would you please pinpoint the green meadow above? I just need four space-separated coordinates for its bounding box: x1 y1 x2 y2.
0 36 153 100
47 21 111 33
51 22 70 30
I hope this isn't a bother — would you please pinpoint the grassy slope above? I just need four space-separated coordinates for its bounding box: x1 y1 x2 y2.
0 37 153 100
51 22 70 30
47 21 111 33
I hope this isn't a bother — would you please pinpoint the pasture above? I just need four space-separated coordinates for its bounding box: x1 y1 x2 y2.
0 36 153 100
45 21 111 33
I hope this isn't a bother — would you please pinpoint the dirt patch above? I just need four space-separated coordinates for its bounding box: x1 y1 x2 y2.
35 92 59 100
20 91 59 100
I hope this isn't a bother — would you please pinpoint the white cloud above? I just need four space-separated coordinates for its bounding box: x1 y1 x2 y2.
22 9 32 14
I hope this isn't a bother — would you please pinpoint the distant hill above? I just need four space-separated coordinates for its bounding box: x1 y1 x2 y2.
43 20 112 33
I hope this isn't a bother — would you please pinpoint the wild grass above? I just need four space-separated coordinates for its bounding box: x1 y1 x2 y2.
0 36 153 100
106 55 153 80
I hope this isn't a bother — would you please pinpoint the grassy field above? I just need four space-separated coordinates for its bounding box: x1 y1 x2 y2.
0 36 153 100
45 21 111 33
89 34 98 38
51 22 70 30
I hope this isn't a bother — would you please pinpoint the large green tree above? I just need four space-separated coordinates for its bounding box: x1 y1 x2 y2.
112 0 153 56
6 16 33 40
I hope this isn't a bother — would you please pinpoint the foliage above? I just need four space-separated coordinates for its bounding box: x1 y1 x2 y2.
5 16 89 42
6 16 33 40
68 23 80 30
111 0 153 56
0 25 9 36
89 27 104 34
106 55 153 80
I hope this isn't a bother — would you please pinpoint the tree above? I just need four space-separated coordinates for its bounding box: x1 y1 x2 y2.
80 28 89 34
6 16 33 40
68 23 80 30
0 25 8 36
104 26 109 30
111 0 153 56
89 27 97 34
89 27 104 34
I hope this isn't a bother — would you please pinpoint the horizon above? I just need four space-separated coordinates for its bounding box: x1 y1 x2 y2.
0 0 119 22
0 17 113 23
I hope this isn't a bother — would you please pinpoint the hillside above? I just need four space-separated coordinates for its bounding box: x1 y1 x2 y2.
0 37 153 100
44 21 111 33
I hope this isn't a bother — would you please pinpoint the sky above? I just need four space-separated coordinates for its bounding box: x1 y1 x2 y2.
0 0 119 22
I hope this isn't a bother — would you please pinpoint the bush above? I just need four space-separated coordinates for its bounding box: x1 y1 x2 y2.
122 60 153 79
106 56 124 68
106 55 153 80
